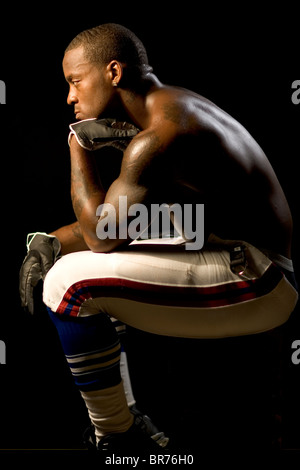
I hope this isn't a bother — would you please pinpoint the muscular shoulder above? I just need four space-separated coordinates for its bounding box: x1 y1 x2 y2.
124 88 201 158
119 86 237 185
148 86 226 132
119 89 213 183
119 128 168 187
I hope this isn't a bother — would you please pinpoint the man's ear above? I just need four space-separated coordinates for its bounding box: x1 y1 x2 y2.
107 60 123 87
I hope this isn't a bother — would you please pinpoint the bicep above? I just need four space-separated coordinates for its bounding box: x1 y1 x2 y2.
95 130 166 245
105 175 149 218
96 173 149 245
99 131 160 224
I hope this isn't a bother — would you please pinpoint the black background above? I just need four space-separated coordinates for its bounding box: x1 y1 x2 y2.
0 3 299 463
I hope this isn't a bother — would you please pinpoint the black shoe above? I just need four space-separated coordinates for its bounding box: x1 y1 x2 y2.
83 406 169 453
96 422 166 453
130 405 169 448
82 424 97 451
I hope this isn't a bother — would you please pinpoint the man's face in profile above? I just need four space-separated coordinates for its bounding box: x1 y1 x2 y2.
63 46 113 120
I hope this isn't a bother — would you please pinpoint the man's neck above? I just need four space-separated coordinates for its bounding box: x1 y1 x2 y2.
116 74 163 129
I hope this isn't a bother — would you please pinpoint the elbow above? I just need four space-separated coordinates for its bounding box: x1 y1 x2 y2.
85 236 114 253
79 220 113 253
81 219 130 253
85 233 126 253
91 243 115 254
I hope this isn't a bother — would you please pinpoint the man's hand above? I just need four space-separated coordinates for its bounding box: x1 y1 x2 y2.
19 233 61 315
68 118 140 151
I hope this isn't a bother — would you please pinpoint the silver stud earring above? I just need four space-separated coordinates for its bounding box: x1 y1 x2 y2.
113 82 118 87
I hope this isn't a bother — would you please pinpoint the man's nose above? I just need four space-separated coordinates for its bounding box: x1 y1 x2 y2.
67 89 78 105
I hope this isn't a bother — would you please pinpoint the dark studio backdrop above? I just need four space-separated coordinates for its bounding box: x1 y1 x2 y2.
0 4 299 462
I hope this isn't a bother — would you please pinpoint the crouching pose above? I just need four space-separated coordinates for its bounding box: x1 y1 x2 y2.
20 23 298 453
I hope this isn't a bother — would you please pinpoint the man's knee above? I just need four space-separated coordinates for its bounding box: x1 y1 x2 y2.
43 252 80 314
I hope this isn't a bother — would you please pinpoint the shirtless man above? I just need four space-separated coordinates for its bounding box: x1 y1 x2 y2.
20 23 297 453
55 36 292 259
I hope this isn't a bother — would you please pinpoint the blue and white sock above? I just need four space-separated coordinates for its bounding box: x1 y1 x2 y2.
48 310 133 439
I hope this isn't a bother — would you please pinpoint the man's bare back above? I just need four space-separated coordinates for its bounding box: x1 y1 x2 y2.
122 85 293 257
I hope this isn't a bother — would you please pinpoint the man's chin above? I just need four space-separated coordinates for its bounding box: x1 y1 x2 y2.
76 113 99 121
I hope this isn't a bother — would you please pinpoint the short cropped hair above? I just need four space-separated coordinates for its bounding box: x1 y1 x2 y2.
65 23 150 70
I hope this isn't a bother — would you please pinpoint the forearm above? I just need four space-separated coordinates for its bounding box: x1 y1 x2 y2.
50 221 89 255
69 137 107 250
